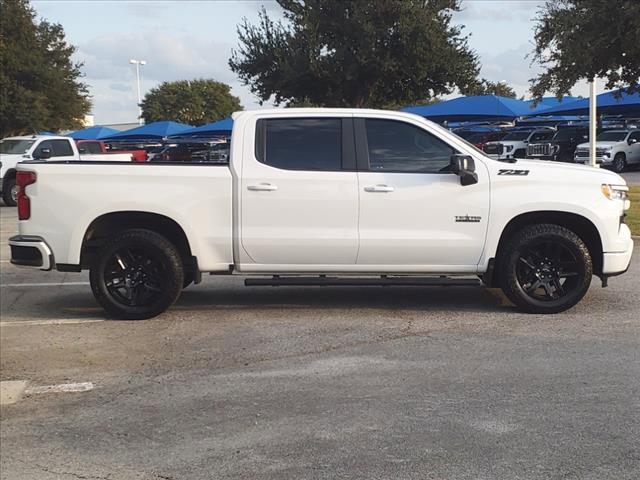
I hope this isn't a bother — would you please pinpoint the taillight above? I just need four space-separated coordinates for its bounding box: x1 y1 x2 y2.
17 171 37 220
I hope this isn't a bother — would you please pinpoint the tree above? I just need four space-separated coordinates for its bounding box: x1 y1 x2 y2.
462 79 517 98
140 79 242 125
530 0 640 99
0 0 91 137
229 0 480 108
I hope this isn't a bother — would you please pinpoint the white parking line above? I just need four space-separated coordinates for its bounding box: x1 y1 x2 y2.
0 319 104 327
0 281 90 287
25 382 94 395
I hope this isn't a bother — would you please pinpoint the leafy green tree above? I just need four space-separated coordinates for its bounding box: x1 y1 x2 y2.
229 0 480 108
463 79 517 98
530 0 640 99
140 79 242 126
0 0 90 137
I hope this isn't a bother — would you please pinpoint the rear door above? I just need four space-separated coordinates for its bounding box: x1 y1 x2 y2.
34 139 77 161
239 116 359 268
355 117 490 269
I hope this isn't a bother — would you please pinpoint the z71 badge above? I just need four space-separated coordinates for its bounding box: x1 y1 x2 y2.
498 169 529 176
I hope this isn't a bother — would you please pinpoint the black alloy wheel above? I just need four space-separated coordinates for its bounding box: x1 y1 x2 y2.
499 224 592 313
515 240 583 302
612 153 627 173
90 229 183 319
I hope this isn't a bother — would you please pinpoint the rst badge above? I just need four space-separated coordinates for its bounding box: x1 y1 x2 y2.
498 169 529 176
455 215 482 223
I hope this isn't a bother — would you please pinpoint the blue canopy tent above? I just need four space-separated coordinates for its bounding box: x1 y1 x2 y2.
532 89 640 116
102 121 193 141
402 95 535 122
67 126 119 140
525 96 581 111
173 118 233 138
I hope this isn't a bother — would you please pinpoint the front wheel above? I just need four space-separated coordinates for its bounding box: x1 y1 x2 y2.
499 224 592 314
90 229 184 319
612 153 627 173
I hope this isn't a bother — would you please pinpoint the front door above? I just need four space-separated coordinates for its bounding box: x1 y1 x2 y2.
356 117 490 270
240 117 359 268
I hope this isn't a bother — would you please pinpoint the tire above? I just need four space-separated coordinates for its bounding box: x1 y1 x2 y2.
612 153 627 173
90 229 184 319
2 177 17 206
499 224 592 314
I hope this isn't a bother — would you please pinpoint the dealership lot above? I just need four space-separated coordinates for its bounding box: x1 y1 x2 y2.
1 205 639 479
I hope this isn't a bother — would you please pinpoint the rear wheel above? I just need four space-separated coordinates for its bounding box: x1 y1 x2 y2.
612 153 627 173
499 224 592 314
90 229 183 319
2 177 17 206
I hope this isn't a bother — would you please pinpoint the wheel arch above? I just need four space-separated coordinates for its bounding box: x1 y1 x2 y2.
80 211 195 270
488 210 603 286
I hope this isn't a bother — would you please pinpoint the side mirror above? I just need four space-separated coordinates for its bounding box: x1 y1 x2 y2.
33 148 51 160
450 154 478 186
628 138 637 145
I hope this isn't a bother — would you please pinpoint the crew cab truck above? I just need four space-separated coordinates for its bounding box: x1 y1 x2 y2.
9 109 634 319
0 135 132 206
574 130 640 172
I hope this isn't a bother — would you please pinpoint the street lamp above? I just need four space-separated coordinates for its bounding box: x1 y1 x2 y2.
129 59 146 124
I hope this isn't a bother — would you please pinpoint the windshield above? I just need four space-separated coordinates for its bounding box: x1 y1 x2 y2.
553 129 583 141
503 131 531 141
0 139 35 154
597 131 628 142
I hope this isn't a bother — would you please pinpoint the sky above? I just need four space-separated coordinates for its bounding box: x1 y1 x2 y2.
31 0 606 124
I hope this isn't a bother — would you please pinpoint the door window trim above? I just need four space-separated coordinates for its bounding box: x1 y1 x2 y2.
354 117 457 174
254 117 356 172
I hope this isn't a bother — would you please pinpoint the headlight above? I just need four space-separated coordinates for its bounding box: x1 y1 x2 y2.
601 184 630 208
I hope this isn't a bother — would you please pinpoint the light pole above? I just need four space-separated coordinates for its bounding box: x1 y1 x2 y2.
129 59 146 124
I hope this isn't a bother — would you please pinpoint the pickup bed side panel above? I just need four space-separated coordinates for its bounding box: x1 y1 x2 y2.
17 163 233 271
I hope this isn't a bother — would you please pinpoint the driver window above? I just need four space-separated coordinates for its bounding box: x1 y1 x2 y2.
364 119 456 173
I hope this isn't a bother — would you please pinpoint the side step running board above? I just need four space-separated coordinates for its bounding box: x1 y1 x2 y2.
244 276 481 287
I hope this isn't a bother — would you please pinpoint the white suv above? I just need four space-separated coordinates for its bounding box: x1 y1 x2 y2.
574 130 640 172
483 129 555 161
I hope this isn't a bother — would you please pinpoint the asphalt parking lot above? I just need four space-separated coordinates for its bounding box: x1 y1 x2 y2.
1 205 639 480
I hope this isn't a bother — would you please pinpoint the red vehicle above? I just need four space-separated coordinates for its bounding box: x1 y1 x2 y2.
75 140 147 162
465 131 509 149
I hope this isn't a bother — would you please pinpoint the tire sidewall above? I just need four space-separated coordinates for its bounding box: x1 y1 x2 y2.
90 230 183 319
2 178 17 206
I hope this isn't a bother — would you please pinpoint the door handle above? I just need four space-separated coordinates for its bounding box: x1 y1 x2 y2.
247 183 278 191
364 184 394 193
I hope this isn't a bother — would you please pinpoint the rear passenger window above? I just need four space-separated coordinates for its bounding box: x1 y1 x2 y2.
257 118 342 171
364 119 455 173
50 140 74 157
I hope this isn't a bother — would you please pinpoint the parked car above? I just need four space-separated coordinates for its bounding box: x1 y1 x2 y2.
9 109 632 319
574 129 640 172
76 140 148 162
526 126 593 162
464 130 508 149
0 135 132 206
483 128 555 161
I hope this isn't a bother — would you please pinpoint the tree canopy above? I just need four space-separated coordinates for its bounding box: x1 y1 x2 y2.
140 79 242 126
0 0 91 137
530 0 640 99
462 79 517 98
229 0 480 108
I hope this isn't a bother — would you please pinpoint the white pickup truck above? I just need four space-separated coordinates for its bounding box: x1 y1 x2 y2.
574 129 640 172
9 109 634 319
0 135 132 206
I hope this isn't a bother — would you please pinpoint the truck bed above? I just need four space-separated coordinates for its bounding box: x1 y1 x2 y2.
17 162 234 271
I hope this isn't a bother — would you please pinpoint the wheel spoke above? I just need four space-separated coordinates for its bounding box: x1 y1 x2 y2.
551 278 565 297
114 253 128 270
524 279 543 293
519 257 536 269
